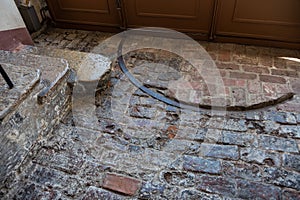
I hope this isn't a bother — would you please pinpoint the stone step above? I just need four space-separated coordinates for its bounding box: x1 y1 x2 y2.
21 45 111 82
0 50 69 104
0 63 40 120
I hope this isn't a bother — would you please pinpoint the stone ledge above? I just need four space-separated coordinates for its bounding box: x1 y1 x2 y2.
0 63 40 120
21 45 111 82
0 50 69 104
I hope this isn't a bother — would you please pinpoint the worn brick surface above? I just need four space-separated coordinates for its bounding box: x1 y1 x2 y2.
1 27 299 200
182 155 221 174
259 135 299 153
283 154 300 172
196 175 236 197
236 180 281 200
199 143 239 160
102 173 141 196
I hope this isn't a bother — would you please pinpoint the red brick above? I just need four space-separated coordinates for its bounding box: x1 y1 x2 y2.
230 72 257 80
271 69 298 78
233 55 259 65
102 173 141 196
259 75 286 84
223 79 246 87
236 79 246 87
242 65 269 74
218 50 231 62
223 78 236 87
216 62 240 70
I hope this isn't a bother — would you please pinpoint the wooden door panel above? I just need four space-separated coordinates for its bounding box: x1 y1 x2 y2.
124 0 214 35
58 0 109 13
216 0 300 42
46 0 119 26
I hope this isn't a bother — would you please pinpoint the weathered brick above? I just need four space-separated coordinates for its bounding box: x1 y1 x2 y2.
180 189 222 200
271 69 298 78
11 183 64 200
236 179 281 200
224 118 248 132
282 189 300 200
218 50 231 62
82 186 124 200
259 135 299 153
139 182 165 199
206 118 247 132
230 72 257 80
222 161 262 181
283 154 300 173
231 88 246 105
277 102 300 113
297 114 300 123
161 171 195 187
263 111 297 124
259 55 273 67
129 105 157 119
222 131 256 146
196 175 236 197
291 77 300 93
274 58 287 69
263 167 300 190
183 155 221 174
261 121 280 134
102 173 141 196
246 111 262 120
240 148 281 166
27 164 83 197
199 143 239 160
242 65 269 74
216 62 239 70
259 75 286 84
279 125 300 139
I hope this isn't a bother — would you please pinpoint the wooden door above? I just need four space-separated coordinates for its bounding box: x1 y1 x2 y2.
123 0 215 39
215 0 300 44
46 0 120 28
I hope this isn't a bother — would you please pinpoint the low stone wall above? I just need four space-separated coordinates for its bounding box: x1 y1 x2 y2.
0 67 71 193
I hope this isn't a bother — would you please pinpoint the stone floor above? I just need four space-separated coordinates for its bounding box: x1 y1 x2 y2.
3 27 300 199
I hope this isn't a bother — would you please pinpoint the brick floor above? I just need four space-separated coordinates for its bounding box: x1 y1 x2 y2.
33 27 300 110
3 27 300 199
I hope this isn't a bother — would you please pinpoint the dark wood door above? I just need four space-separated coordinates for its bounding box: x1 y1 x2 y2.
123 0 215 39
215 0 300 44
46 0 120 27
